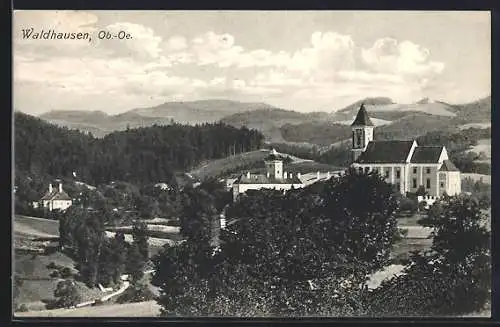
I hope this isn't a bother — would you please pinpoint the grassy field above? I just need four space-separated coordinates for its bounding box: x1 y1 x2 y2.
189 149 313 180
15 300 161 318
469 138 491 159
14 215 59 238
13 250 110 311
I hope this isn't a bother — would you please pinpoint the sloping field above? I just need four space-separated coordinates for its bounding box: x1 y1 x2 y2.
189 149 312 180
364 103 456 117
14 251 110 311
15 300 161 317
459 122 491 130
14 215 59 238
468 138 491 158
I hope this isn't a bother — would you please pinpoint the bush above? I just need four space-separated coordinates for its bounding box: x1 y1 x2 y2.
16 304 29 312
116 283 155 304
53 280 82 309
398 197 418 214
60 267 73 279
46 262 58 270
49 270 60 278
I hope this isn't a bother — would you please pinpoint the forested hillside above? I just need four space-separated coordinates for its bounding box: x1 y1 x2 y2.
14 112 264 187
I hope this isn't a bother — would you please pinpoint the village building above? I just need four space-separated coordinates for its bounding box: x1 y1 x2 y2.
350 104 461 203
32 182 73 211
231 149 306 201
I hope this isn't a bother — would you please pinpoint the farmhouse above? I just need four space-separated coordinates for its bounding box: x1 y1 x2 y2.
231 149 306 201
32 182 73 211
350 104 461 202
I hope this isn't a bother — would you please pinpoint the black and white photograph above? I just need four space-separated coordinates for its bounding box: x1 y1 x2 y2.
12 10 491 318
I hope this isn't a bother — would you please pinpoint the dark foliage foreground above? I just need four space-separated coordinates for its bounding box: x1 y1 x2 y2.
152 170 401 316
151 172 490 317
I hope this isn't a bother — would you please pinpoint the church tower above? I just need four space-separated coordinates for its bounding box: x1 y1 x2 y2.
351 104 374 162
264 148 283 179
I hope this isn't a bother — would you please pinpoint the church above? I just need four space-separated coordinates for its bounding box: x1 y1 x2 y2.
350 104 461 200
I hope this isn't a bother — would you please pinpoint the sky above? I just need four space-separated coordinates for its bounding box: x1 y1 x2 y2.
13 10 491 115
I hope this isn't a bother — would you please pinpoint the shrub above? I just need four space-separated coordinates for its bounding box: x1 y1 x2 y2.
46 262 58 270
116 283 155 304
60 267 73 279
49 270 60 278
53 280 82 309
16 304 29 312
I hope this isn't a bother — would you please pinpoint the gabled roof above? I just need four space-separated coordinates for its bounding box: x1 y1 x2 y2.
439 160 460 172
236 174 303 185
40 190 72 201
410 146 443 163
355 140 414 164
351 104 374 126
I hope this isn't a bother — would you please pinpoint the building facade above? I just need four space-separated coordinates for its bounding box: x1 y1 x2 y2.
349 104 461 199
33 182 73 211
231 149 305 201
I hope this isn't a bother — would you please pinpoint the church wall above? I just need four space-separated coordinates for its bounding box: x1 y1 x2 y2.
232 182 305 201
446 171 461 196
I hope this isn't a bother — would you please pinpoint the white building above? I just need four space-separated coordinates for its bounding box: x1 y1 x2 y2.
33 182 73 211
349 104 461 201
231 149 305 201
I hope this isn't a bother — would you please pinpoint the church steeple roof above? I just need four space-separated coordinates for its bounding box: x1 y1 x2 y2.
351 104 374 126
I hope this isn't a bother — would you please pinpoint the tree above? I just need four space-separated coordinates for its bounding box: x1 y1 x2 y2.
132 220 149 261
178 188 219 246
153 170 402 316
53 280 81 309
116 282 155 304
110 231 128 284
368 196 491 316
127 244 146 283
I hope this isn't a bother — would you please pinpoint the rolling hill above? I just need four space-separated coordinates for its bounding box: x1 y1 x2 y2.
35 95 491 145
188 148 342 181
38 100 278 137
220 108 331 142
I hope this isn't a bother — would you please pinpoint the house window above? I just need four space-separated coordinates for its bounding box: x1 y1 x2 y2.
385 170 389 178
426 167 431 174
413 168 417 174
396 183 401 190
396 170 400 179
412 178 417 188
426 178 431 189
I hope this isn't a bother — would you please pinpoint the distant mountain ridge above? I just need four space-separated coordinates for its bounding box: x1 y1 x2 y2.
36 95 490 143
39 100 278 137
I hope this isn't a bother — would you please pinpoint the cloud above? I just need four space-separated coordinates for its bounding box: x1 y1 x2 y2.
100 22 164 60
361 38 445 79
13 13 450 114
165 36 188 51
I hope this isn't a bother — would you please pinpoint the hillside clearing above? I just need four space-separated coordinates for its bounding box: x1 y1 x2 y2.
13 251 112 311
459 122 491 130
468 138 491 158
14 215 59 237
189 149 312 180
14 300 162 317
